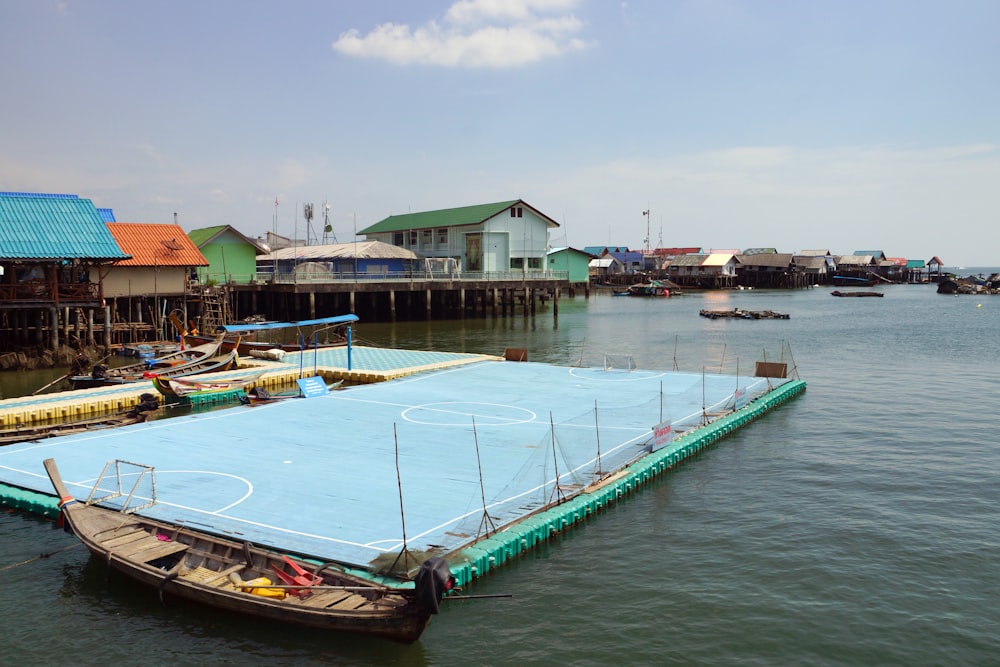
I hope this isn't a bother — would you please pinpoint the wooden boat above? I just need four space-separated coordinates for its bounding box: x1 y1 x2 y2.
0 396 159 445
699 308 790 320
245 379 344 405
830 290 884 297
43 458 451 642
69 335 227 390
627 279 681 297
151 370 269 400
178 314 358 356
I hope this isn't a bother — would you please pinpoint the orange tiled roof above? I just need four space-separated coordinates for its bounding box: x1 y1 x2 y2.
107 223 208 267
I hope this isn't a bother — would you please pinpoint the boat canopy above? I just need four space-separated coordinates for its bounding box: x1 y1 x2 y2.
220 314 359 333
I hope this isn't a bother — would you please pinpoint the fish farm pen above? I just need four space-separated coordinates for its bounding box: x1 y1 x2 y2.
0 346 806 590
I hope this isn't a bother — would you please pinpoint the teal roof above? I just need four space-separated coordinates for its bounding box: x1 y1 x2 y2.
359 199 554 234
906 259 926 269
0 194 129 261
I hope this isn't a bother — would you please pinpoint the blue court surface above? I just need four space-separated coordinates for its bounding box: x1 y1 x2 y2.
0 360 783 570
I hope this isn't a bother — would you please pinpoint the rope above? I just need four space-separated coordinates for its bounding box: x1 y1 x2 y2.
0 542 82 572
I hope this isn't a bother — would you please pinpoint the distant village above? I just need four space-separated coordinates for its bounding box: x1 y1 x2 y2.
0 191 968 366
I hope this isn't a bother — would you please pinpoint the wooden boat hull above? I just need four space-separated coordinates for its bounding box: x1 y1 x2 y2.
245 380 343 404
185 333 347 356
0 401 157 445
44 458 444 642
69 335 229 390
71 349 240 390
830 290 884 297
151 370 267 400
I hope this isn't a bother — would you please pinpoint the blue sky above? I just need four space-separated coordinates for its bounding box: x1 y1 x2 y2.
2 0 998 265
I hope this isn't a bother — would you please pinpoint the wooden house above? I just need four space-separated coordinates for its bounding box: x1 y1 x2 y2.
188 225 266 285
0 192 129 351
736 252 795 288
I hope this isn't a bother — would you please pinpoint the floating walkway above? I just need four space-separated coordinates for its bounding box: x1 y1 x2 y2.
0 353 805 588
0 345 500 428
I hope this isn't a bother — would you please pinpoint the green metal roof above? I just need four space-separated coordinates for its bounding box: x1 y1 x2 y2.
358 200 526 234
187 225 229 246
0 194 129 261
188 225 266 253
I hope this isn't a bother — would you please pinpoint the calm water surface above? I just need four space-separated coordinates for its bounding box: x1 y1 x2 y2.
2 282 998 666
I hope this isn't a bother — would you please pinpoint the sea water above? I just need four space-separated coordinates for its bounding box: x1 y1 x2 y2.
1 281 998 666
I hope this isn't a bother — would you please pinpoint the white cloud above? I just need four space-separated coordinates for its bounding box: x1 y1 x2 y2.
332 0 593 68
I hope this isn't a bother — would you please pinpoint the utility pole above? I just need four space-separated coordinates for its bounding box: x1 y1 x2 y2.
642 208 651 252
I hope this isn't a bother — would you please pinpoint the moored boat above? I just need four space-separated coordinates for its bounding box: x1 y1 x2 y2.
68 335 228 390
179 314 358 356
830 290 884 297
0 395 159 445
151 369 269 400
43 458 454 642
244 379 344 404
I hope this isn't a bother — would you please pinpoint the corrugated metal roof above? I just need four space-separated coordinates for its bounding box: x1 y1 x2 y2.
259 240 420 261
359 199 560 234
107 223 208 267
0 194 129 260
97 208 116 223
0 191 78 199
359 200 519 234
703 253 739 266
736 253 793 267
670 254 708 267
837 255 874 265
188 224 267 253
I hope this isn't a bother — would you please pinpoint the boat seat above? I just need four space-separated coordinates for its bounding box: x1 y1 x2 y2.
116 534 190 562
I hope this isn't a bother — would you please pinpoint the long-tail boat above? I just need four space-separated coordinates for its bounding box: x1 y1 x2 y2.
43 458 454 642
68 335 229 389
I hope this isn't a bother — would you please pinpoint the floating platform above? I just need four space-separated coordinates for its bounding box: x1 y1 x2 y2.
0 351 805 587
0 345 501 428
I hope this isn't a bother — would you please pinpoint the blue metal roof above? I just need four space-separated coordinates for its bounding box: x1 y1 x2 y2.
221 314 359 333
0 194 129 260
97 208 116 223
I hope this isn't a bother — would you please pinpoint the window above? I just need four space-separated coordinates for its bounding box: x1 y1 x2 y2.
437 228 448 246
422 229 433 247
510 257 524 270
510 206 523 218
409 231 417 247
392 232 404 246
528 257 541 269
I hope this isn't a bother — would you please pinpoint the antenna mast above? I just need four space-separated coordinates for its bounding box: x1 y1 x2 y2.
303 203 315 246
322 201 337 243
642 208 651 252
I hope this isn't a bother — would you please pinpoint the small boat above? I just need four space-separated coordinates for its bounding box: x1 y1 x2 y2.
244 379 344 405
0 394 159 445
42 458 453 642
627 279 682 297
151 370 269 400
69 335 227 390
830 290 884 297
178 314 357 356
699 308 790 320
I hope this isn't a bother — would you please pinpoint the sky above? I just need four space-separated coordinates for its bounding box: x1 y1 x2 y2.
2 0 998 265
